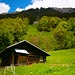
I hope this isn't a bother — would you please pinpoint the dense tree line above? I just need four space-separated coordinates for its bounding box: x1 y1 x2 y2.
37 16 75 50
37 16 61 31
0 8 75 24
0 17 28 51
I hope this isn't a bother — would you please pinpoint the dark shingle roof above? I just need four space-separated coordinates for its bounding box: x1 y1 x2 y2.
0 40 50 57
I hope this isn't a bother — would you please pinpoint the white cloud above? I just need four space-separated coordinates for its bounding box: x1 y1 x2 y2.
69 0 75 7
16 0 42 11
32 0 42 3
0 2 10 14
16 7 25 12
25 0 75 10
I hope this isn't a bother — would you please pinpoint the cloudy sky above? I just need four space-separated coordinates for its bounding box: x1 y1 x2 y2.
0 0 75 14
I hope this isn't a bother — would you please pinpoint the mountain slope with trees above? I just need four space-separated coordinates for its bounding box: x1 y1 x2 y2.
0 7 75 24
0 7 75 52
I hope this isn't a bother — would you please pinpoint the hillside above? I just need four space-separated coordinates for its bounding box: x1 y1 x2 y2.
0 49 75 75
0 7 75 24
0 9 75 52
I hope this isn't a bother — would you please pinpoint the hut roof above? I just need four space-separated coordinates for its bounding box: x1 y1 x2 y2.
0 40 50 57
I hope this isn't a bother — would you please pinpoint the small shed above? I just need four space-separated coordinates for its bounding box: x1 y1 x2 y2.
0 40 50 66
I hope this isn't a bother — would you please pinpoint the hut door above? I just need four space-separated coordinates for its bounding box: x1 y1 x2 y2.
17 54 28 65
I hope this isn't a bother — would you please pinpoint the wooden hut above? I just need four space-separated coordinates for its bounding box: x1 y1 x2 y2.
0 40 50 66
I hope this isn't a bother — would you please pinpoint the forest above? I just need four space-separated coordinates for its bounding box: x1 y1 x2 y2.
0 7 75 24
0 15 75 52
0 7 75 52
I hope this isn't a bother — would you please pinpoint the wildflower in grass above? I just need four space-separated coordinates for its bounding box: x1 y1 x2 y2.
54 72 56 74
24 73 26 75
71 63 73 66
30 72 33 74
73 71 74 74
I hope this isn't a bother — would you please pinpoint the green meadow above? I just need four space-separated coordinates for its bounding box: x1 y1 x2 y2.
0 49 75 75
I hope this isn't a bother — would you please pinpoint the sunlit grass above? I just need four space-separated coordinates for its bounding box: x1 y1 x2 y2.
47 49 75 64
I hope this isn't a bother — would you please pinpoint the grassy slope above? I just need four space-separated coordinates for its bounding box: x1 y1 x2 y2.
22 25 54 51
27 25 51 37
0 49 75 75
47 49 75 64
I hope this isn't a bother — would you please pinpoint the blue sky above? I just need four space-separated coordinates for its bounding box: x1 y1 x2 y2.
0 0 75 14
0 0 32 13
8 0 31 12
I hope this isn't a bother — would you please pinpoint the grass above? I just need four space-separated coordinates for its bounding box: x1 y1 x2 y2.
47 49 75 64
27 25 51 37
0 49 75 75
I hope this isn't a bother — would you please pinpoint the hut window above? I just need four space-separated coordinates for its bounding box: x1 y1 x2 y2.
15 49 29 54
40 56 43 62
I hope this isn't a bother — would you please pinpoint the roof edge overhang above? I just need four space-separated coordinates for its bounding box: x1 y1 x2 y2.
0 40 51 57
